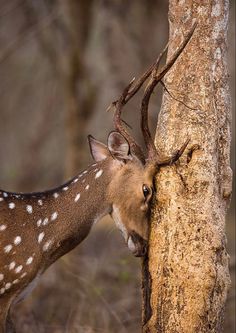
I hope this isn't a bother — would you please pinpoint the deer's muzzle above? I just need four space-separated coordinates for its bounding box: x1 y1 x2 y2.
127 231 148 257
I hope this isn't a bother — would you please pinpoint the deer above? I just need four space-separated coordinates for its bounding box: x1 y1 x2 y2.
0 25 196 333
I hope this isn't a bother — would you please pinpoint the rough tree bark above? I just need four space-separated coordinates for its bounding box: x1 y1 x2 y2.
142 1 232 332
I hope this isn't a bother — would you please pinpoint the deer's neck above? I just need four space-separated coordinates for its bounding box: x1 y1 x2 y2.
41 161 112 267
0 161 112 274
39 163 110 265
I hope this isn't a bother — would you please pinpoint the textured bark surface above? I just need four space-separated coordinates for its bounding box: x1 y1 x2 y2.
142 1 232 332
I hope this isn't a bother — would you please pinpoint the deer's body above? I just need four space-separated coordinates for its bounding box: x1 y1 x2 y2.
0 164 105 331
0 162 108 300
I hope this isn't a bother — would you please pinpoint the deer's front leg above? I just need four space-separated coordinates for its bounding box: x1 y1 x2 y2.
0 317 6 333
6 313 15 333
0 297 12 333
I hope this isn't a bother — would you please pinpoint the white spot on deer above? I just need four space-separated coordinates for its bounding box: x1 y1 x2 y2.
9 262 16 270
14 236 22 245
53 192 59 198
26 205 33 214
26 257 33 265
5 282 11 290
3 192 8 198
63 186 69 191
73 178 78 183
15 265 23 274
0 225 7 231
37 219 42 227
95 170 103 179
20 272 27 279
13 279 19 284
0 288 5 294
92 163 97 167
0 197 3 202
85 185 89 190
4 244 13 253
82 179 86 183
38 232 45 243
75 193 80 202
9 202 15 209
43 240 52 252
51 212 58 221
38 199 43 206
42 218 49 226
83 170 88 174
0 273 4 281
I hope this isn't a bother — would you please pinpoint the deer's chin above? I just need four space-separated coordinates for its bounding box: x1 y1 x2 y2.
127 234 147 257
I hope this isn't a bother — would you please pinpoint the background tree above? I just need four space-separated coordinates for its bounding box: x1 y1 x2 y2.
142 1 233 332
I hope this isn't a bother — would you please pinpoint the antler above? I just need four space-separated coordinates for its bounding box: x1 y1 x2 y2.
109 46 168 162
109 22 196 164
141 23 197 163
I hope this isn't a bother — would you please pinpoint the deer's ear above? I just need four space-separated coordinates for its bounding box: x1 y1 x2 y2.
88 135 110 162
107 131 131 161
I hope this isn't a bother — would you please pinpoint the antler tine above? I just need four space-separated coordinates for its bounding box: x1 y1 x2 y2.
113 78 146 160
107 48 169 114
141 22 197 161
122 44 168 104
111 53 169 161
139 43 169 159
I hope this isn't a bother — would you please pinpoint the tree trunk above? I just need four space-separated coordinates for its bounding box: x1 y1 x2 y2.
22 0 96 177
142 1 232 332
62 0 96 177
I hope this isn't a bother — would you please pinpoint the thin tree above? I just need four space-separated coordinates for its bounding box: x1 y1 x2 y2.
22 0 95 176
142 1 232 332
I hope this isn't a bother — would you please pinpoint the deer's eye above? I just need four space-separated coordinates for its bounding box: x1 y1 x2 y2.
142 184 151 199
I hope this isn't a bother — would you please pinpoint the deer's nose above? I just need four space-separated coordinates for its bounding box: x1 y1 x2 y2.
133 242 147 257
127 231 148 257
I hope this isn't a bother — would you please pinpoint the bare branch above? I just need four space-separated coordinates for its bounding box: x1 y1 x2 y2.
0 9 59 65
160 80 199 111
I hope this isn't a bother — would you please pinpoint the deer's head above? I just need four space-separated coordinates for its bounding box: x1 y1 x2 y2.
88 131 156 257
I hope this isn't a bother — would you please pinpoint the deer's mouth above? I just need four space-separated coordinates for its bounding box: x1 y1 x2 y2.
127 231 148 257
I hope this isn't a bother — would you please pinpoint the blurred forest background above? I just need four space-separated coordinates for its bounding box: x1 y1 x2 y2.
0 1 235 332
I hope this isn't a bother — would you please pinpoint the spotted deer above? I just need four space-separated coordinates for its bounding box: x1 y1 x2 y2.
0 26 195 333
